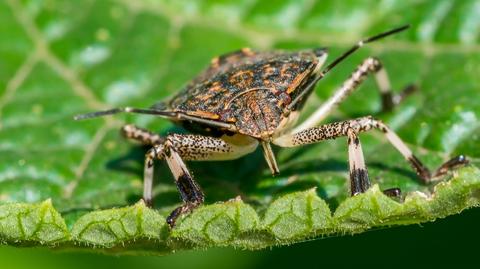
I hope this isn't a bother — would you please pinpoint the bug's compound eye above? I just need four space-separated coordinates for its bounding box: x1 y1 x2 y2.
275 92 292 108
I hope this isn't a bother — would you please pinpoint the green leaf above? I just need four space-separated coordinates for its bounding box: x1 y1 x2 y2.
263 189 332 241
71 200 166 249
0 200 68 244
172 198 262 248
1 0 479 254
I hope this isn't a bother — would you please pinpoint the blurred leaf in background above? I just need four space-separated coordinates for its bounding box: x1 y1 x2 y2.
0 0 479 263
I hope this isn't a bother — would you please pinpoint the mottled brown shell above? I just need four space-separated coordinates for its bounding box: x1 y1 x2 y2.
157 48 326 138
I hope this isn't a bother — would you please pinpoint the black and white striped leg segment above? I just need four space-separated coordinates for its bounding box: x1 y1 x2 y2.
143 133 258 227
293 57 417 132
162 146 204 227
347 129 370 195
144 141 206 227
274 116 468 196
144 142 204 225
348 131 402 197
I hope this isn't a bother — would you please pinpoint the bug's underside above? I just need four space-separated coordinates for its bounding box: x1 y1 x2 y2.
152 48 326 139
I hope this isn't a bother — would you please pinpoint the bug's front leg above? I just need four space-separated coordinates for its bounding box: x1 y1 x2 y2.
274 116 468 196
145 144 204 227
122 124 205 219
143 133 258 227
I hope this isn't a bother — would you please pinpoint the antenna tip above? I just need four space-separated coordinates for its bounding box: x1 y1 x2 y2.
390 24 411 35
397 24 411 31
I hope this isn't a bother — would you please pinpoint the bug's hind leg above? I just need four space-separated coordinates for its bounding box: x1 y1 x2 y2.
371 58 417 111
274 116 468 196
294 57 417 133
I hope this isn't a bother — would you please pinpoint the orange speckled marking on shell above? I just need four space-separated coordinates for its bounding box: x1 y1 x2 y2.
286 68 312 94
185 110 221 120
166 48 327 138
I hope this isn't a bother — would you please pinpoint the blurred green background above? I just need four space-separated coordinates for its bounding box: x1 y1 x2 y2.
1 0 480 267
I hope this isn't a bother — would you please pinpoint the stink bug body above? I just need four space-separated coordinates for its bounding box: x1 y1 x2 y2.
75 25 468 227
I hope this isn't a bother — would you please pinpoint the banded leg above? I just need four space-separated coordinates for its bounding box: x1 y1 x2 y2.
347 129 402 197
274 116 468 195
347 129 370 195
144 143 202 227
121 124 164 145
144 133 258 227
293 57 416 133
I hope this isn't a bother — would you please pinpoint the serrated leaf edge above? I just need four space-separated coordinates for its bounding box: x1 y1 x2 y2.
0 166 479 253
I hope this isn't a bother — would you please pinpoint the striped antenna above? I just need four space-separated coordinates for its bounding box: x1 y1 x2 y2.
73 107 176 121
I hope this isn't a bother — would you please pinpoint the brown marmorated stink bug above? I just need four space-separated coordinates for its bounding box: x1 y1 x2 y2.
75 25 468 227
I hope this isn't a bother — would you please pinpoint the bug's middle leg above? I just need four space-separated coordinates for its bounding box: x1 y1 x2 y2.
144 133 258 227
346 129 370 195
274 116 468 196
293 57 416 133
